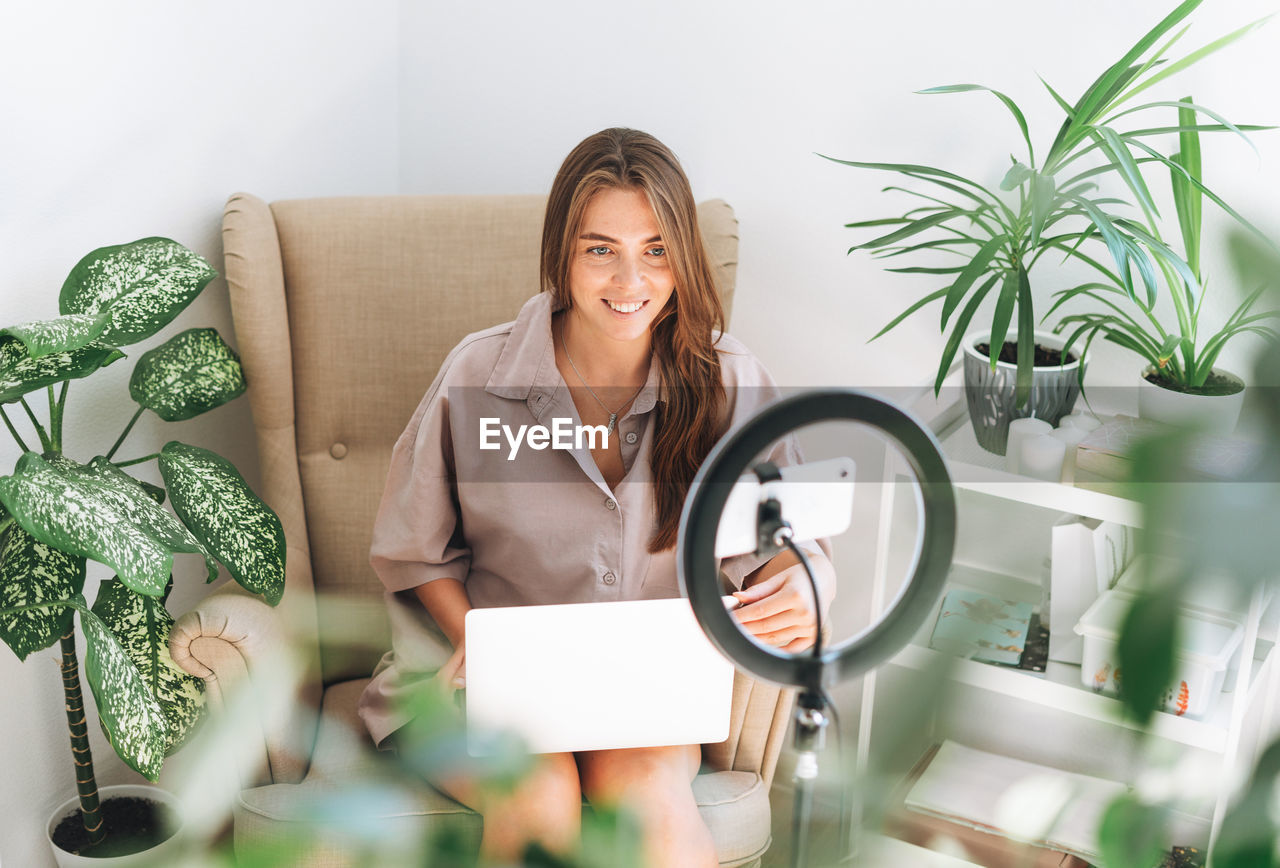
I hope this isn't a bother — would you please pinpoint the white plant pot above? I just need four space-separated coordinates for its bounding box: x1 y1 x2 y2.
1138 365 1245 434
47 784 183 868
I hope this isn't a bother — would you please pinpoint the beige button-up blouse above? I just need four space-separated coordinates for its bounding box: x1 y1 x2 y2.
358 292 812 747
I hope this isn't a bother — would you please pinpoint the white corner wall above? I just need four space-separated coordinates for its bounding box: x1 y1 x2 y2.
0 3 398 864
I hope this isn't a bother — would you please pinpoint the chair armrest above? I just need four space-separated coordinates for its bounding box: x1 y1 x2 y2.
171 591 318 786
171 591 288 680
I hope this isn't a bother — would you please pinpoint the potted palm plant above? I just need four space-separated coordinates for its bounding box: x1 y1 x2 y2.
0 238 286 864
1094 238 1280 868
1049 99 1277 434
827 0 1267 453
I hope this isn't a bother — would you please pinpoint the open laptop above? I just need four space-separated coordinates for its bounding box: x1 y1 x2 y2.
464 597 734 755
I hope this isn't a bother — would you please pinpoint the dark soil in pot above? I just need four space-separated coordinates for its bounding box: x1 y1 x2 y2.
1144 368 1244 396
52 796 176 857
977 341 1078 367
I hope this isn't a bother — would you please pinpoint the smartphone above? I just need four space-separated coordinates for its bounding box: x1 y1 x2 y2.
713 457 856 558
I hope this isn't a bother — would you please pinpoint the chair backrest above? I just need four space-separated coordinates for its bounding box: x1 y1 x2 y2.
221 194 740 684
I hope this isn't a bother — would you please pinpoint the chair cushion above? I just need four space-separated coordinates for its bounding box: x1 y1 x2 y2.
233 679 771 867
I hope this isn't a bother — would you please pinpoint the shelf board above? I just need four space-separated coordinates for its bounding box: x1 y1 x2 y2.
892 564 1274 753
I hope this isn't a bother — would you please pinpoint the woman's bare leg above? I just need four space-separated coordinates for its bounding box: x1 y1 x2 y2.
431 751 583 864
576 744 718 868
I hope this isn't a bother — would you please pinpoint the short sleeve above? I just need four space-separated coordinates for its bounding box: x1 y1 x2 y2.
370 368 472 593
713 338 834 590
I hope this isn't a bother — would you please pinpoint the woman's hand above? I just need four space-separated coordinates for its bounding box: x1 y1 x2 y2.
433 642 467 693
730 564 825 653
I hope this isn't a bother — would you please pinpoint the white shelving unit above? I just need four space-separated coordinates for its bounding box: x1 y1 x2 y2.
857 385 1280 860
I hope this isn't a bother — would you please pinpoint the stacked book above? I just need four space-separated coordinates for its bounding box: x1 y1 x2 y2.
1074 415 1264 482
890 742 1207 867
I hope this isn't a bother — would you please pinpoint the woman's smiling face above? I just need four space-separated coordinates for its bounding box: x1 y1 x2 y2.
566 186 675 349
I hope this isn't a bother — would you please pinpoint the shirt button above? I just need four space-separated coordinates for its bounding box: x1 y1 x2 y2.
602 571 616 585
605 498 617 510
625 432 638 445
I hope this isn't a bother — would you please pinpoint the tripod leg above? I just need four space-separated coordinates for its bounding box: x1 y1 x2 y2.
792 750 818 868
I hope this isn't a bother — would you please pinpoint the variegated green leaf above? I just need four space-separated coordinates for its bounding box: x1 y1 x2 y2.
159 442 285 605
71 457 217 581
59 238 218 346
0 520 86 660
0 312 112 359
77 599 166 780
129 328 246 422
0 453 216 598
0 337 124 404
90 577 205 754
139 480 166 505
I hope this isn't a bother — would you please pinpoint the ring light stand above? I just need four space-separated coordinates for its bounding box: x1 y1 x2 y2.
677 389 956 867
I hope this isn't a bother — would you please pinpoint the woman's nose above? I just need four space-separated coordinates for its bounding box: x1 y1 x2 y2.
614 254 645 288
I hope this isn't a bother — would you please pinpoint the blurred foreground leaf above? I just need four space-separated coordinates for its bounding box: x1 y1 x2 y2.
394 677 534 796
1098 792 1171 868
1116 589 1179 726
523 805 643 868
1212 737 1280 867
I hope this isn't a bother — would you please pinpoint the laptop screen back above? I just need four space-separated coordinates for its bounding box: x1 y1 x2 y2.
464 598 734 755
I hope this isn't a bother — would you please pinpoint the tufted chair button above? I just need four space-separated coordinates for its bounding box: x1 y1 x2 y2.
330 443 348 460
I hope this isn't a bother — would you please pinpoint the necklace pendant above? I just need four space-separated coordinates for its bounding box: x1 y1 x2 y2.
607 413 617 434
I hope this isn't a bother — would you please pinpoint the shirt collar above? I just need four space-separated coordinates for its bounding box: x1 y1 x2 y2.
485 292 661 420
484 293 559 419
631 348 660 415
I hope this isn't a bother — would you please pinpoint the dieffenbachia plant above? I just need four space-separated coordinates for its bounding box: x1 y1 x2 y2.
0 238 285 848
825 0 1269 404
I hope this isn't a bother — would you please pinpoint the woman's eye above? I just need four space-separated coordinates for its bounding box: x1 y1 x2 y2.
649 247 666 257
587 246 611 256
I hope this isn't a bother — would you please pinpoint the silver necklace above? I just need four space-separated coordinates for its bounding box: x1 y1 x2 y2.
560 327 648 434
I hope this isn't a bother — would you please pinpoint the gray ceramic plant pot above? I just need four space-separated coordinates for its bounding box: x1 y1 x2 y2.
962 329 1087 455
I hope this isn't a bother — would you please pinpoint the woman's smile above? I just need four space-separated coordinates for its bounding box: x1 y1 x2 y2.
604 298 649 315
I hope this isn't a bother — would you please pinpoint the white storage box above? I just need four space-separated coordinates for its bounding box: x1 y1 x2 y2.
1113 555 1266 693
1073 589 1244 719
1114 555 1268 623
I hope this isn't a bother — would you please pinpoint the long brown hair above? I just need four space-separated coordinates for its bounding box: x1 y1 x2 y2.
541 128 726 552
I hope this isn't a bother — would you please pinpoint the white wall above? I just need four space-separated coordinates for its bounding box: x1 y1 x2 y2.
0 3 398 864
400 0 1279 393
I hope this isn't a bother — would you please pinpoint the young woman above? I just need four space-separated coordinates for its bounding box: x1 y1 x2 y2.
358 128 835 867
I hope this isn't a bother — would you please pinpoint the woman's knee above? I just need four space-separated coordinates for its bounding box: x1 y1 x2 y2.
578 745 701 813
486 752 583 839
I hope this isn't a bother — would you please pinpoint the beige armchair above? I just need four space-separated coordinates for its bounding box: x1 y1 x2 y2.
170 193 795 867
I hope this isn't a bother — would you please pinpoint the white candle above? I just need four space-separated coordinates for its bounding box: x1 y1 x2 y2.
1058 412 1102 433
1019 433 1068 481
1006 417 1052 473
1049 425 1089 483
